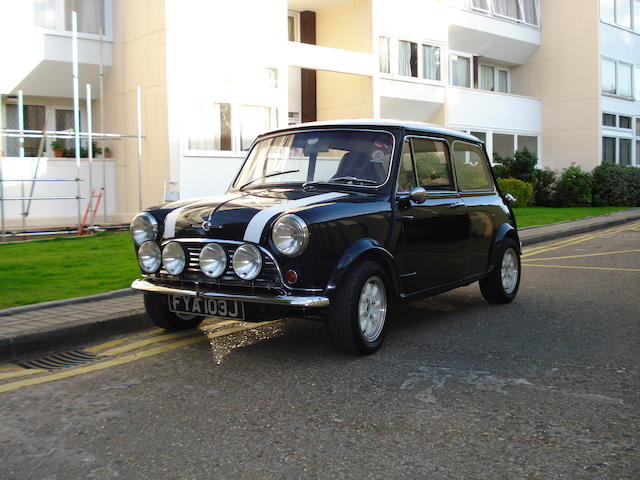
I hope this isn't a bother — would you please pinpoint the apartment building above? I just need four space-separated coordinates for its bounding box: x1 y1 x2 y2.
1 0 639 227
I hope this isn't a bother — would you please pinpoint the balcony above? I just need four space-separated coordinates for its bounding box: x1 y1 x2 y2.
0 0 112 97
286 41 373 77
446 87 540 132
377 78 445 123
448 0 540 65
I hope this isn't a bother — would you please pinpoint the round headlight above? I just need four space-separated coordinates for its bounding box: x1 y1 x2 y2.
271 214 309 256
131 212 158 246
137 241 161 273
199 243 227 278
232 244 262 280
162 241 187 275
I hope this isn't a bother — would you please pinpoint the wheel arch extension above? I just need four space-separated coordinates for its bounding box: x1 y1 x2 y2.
489 223 521 268
324 238 401 301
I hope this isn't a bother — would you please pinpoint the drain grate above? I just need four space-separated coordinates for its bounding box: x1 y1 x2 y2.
14 350 99 370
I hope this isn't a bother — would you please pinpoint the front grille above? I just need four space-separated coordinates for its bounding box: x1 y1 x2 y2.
159 240 284 290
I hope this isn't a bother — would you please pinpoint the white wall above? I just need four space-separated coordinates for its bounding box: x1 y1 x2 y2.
1 158 117 227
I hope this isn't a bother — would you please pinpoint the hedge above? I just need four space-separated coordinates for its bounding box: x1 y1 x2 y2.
496 177 533 208
592 164 640 207
553 166 592 207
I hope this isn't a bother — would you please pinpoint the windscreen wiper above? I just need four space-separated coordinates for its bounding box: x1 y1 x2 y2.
303 176 378 190
239 169 300 191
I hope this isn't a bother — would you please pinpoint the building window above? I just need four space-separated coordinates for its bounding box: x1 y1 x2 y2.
603 113 617 127
240 106 278 150
619 138 632 165
601 58 617 95
288 11 300 42
470 131 487 143
64 0 104 35
451 54 471 87
493 133 515 158
188 102 232 152
422 44 441 81
619 116 632 129
602 137 616 164
636 66 640 99
379 37 390 74
601 0 640 31
33 0 57 29
471 0 490 12
55 109 75 150
618 62 633 98
479 65 495 91
517 135 538 155
399 40 418 77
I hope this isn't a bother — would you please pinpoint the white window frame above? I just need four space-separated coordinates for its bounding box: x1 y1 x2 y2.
601 57 635 99
287 10 300 43
397 39 418 78
452 0 541 28
420 43 442 82
600 0 640 32
602 135 636 166
32 0 113 41
184 102 279 157
449 52 474 88
479 63 510 93
377 35 444 85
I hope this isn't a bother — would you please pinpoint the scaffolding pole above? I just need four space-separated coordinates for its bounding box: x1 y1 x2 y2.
99 27 107 223
86 83 94 233
136 86 143 211
72 11 82 230
18 90 25 227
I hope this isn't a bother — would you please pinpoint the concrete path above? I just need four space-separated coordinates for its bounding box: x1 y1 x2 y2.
1 208 638 361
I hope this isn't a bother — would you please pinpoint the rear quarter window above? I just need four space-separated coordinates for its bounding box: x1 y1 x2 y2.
452 141 494 192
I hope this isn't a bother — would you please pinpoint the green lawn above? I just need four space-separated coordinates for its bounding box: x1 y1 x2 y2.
0 206 635 309
512 206 632 228
0 232 138 309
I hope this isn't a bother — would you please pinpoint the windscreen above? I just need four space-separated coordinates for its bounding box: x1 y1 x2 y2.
233 130 394 189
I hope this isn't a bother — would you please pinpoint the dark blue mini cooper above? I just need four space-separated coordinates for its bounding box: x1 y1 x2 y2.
131 120 521 354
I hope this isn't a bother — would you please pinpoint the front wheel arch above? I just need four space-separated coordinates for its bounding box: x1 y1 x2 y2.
324 239 401 302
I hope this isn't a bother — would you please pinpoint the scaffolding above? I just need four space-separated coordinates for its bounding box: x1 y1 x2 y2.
0 11 144 241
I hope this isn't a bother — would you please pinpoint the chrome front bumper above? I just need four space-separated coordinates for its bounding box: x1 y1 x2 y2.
131 279 330 308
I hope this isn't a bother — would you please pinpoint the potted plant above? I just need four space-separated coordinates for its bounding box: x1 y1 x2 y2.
51 140 64 157
104 147 112 158
92 141 102 156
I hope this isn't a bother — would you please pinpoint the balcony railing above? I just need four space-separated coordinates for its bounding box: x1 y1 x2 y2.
449 0 540 28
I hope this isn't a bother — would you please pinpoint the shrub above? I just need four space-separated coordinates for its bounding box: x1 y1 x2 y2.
493 148 538 183
496 177 534 208
532 168 557 206
592 164 640 207
553 166 592 207
492 163 509 179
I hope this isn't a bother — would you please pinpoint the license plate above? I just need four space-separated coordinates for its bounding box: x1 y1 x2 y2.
168 295 244 320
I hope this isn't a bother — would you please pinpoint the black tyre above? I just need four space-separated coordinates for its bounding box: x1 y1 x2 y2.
143 293 205 330
479 238 521 304
326 261 391 355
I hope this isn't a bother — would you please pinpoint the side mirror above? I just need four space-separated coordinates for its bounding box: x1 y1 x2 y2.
409 186 428 204
504 193 517 205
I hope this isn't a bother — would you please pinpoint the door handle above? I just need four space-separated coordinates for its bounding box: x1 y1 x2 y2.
448 201 465 208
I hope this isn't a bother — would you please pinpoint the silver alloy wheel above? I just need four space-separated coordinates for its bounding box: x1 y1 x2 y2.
501 248 519 295
358 276 387 342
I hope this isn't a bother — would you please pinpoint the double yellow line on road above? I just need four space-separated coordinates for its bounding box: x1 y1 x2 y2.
0 320 278 395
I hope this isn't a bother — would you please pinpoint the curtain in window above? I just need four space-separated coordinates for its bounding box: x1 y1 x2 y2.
398 41 417 77
479 65 495 91
240 106 278 151
56 109 75 150
4 105 18 157
379 37 390 74
471 0 489 11
451 56 470 87
422 45 440 80
498 69 509 93
615 0 632 28
521 0 539 25
33 0 57 29
188 102 232 151
492 0 520 20
65 0 104 34
617 63 632 97
635 0 640 33
601 0 615 23
601 59 616 94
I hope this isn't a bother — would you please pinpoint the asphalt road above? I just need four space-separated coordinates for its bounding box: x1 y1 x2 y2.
1 223 639 479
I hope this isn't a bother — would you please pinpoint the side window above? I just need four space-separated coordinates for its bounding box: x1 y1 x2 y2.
397 140 417 192
452 141 494 191
412 138 453 190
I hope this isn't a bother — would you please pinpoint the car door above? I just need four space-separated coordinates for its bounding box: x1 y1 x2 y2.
396 136 470 294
